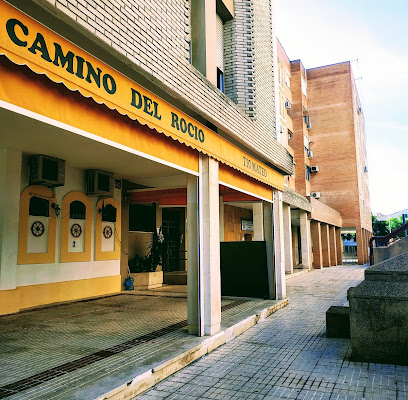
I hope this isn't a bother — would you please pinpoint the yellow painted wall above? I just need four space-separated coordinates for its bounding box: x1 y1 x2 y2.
0 275 121 316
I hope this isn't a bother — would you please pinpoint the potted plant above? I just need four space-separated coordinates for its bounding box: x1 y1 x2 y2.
128 228 166 289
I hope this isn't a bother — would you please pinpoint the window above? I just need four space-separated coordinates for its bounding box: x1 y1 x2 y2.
303 134 310 150
305 165 311 181
279 93 286 120
102 204 117 223
301 75 307 97
285 71 291 88
129 204 156 232
217 68 224 92
288 129 293 141
29 196 49 217
69 200 86 220
303 114 310 128
277 61 284 87
216 14 224 92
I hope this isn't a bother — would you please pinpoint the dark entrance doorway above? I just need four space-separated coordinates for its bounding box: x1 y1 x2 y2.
162 208 186 272
220 241 269 298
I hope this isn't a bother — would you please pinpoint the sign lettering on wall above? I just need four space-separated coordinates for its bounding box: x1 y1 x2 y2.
0 1 284 189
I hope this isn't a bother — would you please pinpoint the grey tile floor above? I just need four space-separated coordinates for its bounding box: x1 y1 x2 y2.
138 265 408 400
0 291 279 399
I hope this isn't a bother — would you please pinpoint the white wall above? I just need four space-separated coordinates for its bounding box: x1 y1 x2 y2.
17 157 121 287
0 149 22 290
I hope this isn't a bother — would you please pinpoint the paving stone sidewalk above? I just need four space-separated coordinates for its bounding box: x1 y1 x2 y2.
138 265 408 400
0 292 282 400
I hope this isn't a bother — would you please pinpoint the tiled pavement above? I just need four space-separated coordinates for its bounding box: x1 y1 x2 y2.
138 265 408 400
0 291 282 399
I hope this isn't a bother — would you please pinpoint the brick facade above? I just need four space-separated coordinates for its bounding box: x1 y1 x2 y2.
19 0 293 174
307 62 372 232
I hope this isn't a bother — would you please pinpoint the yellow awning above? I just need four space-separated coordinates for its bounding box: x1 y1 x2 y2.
0 0 284 190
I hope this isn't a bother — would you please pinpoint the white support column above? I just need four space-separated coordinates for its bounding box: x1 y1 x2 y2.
0 149 21 292
219 195 224 242
253 202 264 241
199 154 221 336
155 202 162 231
187 175 199 335
299 210 311 269
263 201 275 299
273 190 286 299
282 203 293 274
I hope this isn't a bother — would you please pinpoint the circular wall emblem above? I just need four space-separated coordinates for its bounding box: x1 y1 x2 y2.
71 223 82 238
103 225 113 239
31 221 45 237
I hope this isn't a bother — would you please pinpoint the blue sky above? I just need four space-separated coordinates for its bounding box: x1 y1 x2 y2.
276 0 408 215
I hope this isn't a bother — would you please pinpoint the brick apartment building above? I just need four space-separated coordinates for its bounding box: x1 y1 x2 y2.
276 39 372 270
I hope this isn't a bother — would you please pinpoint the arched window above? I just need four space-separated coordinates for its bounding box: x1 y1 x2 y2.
69 201 86 220
102 203 117 222
29 196 49 217
18 185 56 265
95 198 120 261
61 192 92 263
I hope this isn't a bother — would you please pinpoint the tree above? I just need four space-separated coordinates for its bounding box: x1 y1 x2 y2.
372 214 388 236
372 214 407 238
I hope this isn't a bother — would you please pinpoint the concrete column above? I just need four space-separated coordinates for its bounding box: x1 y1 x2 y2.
272 190 286 299
335 227 343 265
253 202 264 241
321 223 331 267
362 229 367 264
199 155 221 336
187 175 199 335
311 221 323 269
190 0 217 85
263 201 275 300
282 203 293 274
292 226 299 266
356 227 364 265
329 226 337 266
299 210 311 269
120 182 129 284
364 229 370 263
219 195 224 242
0 149 21 292
155 202 162 230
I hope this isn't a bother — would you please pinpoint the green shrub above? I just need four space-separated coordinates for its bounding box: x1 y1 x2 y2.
128 254 157 273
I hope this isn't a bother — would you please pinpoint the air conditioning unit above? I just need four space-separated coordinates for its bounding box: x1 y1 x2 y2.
30 154 65 187
310 166 319 173
285 100 292 111
86 169 114 197
307 150 314 159
311 192 321 199
306 122 312 130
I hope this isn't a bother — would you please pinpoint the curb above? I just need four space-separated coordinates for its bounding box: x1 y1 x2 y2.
96 298 288 400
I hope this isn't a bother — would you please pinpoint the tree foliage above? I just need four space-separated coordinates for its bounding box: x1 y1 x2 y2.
372 214 407 238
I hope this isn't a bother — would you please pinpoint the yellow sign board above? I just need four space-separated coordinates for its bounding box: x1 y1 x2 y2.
0 0 284 190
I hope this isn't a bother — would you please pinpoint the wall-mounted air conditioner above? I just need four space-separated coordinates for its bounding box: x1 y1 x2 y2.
310 166 319 173
311 192 321 199
307 150 314 159
30 154 65 187
306 122 312 130
285 100 292 111
86 169 114 197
